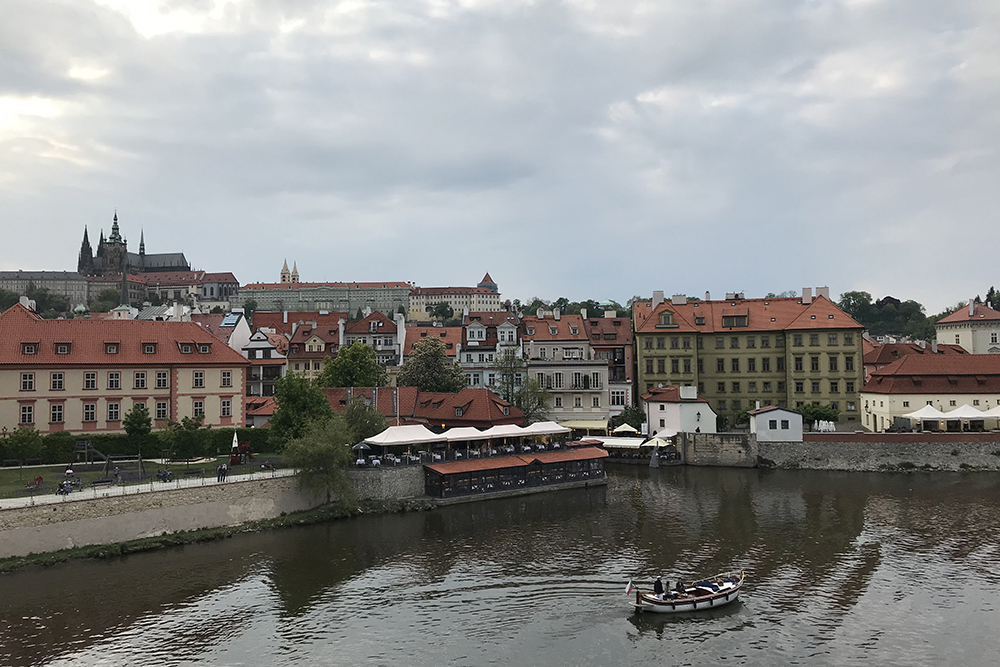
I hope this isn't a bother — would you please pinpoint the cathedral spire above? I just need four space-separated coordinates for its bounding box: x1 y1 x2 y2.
280 259 290 283
291 262 299 283
78 226 94 275
108 210 123 243
139 229 145 256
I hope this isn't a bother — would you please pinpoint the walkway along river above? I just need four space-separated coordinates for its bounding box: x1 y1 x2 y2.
2 465 1000 666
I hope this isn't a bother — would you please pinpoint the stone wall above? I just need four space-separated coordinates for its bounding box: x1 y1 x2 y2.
347 466 425 501
679 432 758 467
760 432 1000 472
0 477 320 559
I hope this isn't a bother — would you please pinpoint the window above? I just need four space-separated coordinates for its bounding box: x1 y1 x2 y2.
108 372 120 390
903 401 910 408
763 381 772 392
592 372 600 387
659 404 665 411
746 336 755 348
644 337 653 349
830 381 839 393
828 333 838 345
795 381 804 393
657 337 665 349
697 337 704 349
715 337 724 349
50 404 63 423
781 419 790 430
776 335 785 348
134 372 146 389
56 344 70 354
22 343 37 355
107 403 120 421
156 401 167 419
670 337 679 349
949 399 957 407
697 359 703 373
748 381 757 392
454 407 463 418
844 333 854 345
21 373 34 391
811 381 821 393
810 356 820 372
671 359 679 373
181 344 192 354
144 343 157 354
659 419 665 427
592 396 600 407
106 343 118 355
793 334 803 347
718 400 726 410
682 337 691 349
845 356 855 371
554 396 563 408
20 404 33 424
794 356 803 372
193 400 204 417
193 371 205 388
645 360 653 373
313 362 320 370
731 399 740 409
778 381 786 392
554 373 563 389
761 357 770 372
748 358 756 372
156 371 168 389
717 382 726 393
731 358 740 372
809 334 820 346
769 419 778 429
730 337 739 349
732 382 740 393
830 402 839 411
683 359 691 374
847 401 856 411
84 403 96 422
761 336 770 348
657 359 665 374
777 357 786 372
974 399 981 406
611 389 627 406
717 358 725 372
828 355 838 372
199 345 210 354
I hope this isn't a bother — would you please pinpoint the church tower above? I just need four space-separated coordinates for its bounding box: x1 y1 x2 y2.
102 211 128 276
280 259 291 283
77 226 94 275
291 262 299 283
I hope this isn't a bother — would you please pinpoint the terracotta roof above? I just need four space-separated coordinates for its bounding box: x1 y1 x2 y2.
583 316 633 344
936 303 1000 324
410 286 496 296
413 388 523 425
863 354 1000 394
190 314 230 342
747 405 800 416
425 446 607 474
863 342 968 365
140 271 205 285
242 281 411 290
323 387 420 420
0 303 250 367
344 311 397 335
246 396 276 416
252 311 348 337
404 327 462 356
481 273 494 284
639 386 710 403
86 274 146 285
632 295 862 334
521 314 588 341
289 324 340 346
464 311 518 327
201 272 239 283
264 332 289 354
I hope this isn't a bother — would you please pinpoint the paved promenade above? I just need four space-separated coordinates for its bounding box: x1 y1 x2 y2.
0 468 296 511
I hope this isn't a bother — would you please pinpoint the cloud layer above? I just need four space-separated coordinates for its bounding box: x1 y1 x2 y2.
2 0 998 312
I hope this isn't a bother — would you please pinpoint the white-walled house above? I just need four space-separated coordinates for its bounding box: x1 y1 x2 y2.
749 406 803 442
641 385 717 434
935 302 1000 354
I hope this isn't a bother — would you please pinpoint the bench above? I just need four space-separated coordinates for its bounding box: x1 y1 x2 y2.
91 479 114 488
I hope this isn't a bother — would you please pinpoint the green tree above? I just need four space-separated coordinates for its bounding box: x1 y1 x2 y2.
609 404 645 431
397 337 467 392
90 288 123 312
344 397 388 443
431 302 454 320
4 428 43 480
513 377 550 424
242 298 258 323
0 288 19 311
316 341 387 388
837 291 874 322
282 417 356 505
122 403 152 448
987 287 1000 311
491 348 528 403
799 403 840 428
269 373 334 448
163 415 207 463
26 283 71 318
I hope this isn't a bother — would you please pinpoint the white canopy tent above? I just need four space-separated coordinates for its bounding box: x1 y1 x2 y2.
444 427 493 443
365 425 444 447
522 421 571 436
593 436 648 449
902 405 947 421
941 405 986 420
611 423 639 435
652 428 679 440
481 424 528 439
644 437 675 449
980 405 1000 418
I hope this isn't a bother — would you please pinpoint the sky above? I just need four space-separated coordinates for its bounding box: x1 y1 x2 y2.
1 0 998 315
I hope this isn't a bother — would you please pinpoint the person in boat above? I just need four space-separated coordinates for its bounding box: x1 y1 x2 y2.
653 577 664 599
675 580 686 595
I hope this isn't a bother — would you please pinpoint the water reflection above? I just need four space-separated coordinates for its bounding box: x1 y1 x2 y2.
4 467 1000 666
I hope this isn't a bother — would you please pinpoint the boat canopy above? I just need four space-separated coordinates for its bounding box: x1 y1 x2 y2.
365 424 443 446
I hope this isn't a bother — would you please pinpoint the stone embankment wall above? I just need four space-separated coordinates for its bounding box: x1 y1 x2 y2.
761 432 1000 472
347 466 424 501
0 477 319 559
679 433 758 467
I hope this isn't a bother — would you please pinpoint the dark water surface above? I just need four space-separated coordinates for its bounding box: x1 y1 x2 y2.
3 466 1000 666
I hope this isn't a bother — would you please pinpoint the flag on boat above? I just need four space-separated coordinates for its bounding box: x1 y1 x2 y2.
625 580 635 595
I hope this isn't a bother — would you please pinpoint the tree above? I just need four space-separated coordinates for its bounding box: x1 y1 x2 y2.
90 288 123 312
987 287 1000 311
282 417 355 505
316 341 387 388
397 337 467 392
609 404 644 431
242 298 258 322
492 348 528 403
512 377 550 424
431 302 454 320
163 415 207 463
799 403 840 429
269 373 334 448
0 288 19 311
123 403 152 448
4 427 43 480
344 397 388 443
26 283 71 318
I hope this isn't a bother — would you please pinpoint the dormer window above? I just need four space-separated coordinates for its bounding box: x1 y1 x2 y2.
549 327 558 335
695 316 705 325
22 343 37 355
105 343 119 355
455 407 463 417
526 327 535 335
181 344 192 354
659 312 673 326
199 344 211 353
570 327 579 335
503 406 510 415
143 343 157 354
55 343 70 354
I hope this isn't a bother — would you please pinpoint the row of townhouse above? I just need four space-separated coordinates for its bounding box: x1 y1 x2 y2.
0 303 249 435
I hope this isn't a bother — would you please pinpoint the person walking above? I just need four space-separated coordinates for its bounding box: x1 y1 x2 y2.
216 464 223 483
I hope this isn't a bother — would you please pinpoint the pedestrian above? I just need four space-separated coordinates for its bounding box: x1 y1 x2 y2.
221 463 228 481
113 466 120 484
216 464 223 482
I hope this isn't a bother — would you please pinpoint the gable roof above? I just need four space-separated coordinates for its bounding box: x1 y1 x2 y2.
863 342 968 365
404 326 462 356
639 386 710 404
345 310 397 335
521 314 588 342
633 295 862 334
936 303 1000 324
413 388 523 425
864 354 1000 394
251 311 349 336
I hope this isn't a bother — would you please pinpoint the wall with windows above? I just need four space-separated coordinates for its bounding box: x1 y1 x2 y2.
860 391 1000 432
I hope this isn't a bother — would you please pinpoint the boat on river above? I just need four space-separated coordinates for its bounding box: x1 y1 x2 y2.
628 570 744 613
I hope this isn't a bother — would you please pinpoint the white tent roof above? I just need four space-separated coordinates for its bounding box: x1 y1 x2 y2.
593 436 648 449
902 405 948 420
611 423 639 434
365 424 443 446
522 421 571 436
444 427 492 442
980 405 1000 418
942 404 986 419
482 424 527 438
644 437 675 449
652 428 679 439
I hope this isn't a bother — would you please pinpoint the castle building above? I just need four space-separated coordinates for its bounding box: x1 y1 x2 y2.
77 213 190 277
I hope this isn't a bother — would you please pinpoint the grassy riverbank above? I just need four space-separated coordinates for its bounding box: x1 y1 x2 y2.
0 496 434 575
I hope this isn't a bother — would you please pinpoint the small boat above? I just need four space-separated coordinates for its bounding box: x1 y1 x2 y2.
628 570 745 613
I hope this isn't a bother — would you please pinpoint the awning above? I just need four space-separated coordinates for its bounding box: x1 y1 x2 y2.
365 424 444 446
481 424 527 439
902 405 947 420
611 423 639 434
980 405 1000 418
522 421 571 436
942 404 985 420
559 419 609 431
444 427 493 442
593 436 646 449
651 428 679 439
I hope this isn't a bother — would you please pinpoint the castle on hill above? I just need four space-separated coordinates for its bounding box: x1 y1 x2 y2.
77 212 190 277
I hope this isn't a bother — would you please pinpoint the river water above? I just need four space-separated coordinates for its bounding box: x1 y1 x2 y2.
2 466 1000 667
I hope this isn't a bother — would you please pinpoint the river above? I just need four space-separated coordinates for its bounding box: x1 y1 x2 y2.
2 466 999 666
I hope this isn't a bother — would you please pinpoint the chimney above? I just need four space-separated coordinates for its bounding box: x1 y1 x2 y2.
604 310 616 319
580 307 587 320
536 307 545 319
816 286 830 299
755 400 761 410
671 294 687 306
18 296 36 312
802 287 813 304
970 301 976 317
652 291 664 307
283 311 288 325
553 308 560 320
338 317 346 347
705 291 711 301
932 339 939 354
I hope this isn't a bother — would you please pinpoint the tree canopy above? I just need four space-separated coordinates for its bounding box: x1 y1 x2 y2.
609 404 644 432
90 288 124 313
269 373 334 448
430 302 454 320
123 403 152 447
837 291 936 340
799 403 840 427
316 341 387 388
344 397 388 443
397 337 467 392
282 417 355 505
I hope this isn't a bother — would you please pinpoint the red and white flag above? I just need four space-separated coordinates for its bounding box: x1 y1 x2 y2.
625 580 635 595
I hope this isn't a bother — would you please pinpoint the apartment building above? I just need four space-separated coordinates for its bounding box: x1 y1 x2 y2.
582 310 633 418
633 289 864 427
0 303 248 434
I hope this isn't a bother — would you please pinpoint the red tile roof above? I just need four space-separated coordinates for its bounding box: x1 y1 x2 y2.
640 386 710 403
190 313 230 342
0 303 249 367
413 388 523 426
201 272 239 283
521 314 588 341
410 286 496 296
864 354 1000 394
425 446 607 474
323 387 420 420
242 281 411 290
863 342 967 365
583 316 633 344
936 303 1000 324
464 311 518 327
633 295 862 334
246 396 276 416
252 311 349 337
344 311 397 335
404 327 462 356
140 271 205 285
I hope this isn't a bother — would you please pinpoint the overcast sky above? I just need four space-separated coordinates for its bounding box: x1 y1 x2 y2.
2 0 997 313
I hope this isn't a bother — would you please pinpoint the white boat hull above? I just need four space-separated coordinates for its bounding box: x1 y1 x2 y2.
630 571 744 614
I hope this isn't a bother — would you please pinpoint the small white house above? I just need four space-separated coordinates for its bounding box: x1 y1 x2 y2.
749 406 803 442
641 385 717 434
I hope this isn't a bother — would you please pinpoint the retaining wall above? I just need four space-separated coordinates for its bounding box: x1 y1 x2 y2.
347 466 424 501
680 433 758 467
